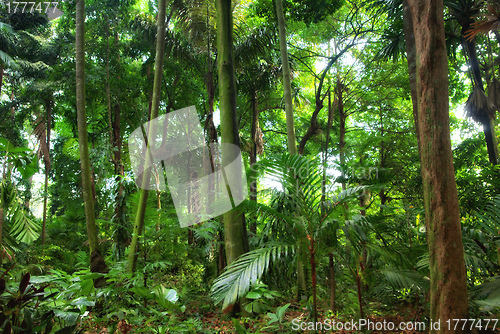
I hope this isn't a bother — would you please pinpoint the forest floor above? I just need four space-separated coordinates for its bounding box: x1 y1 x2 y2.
78 299 461 333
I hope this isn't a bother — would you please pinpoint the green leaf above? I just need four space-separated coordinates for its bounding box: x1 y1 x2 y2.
129 286 153 299
71 297 95 307
277 303 291 321
53 310 79 326
246 291 261 299
231 318 247 334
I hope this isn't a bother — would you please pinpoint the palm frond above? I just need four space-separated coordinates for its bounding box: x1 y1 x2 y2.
380 267 429 291
210 245 293 309
0 50 18 69
3 183 41 244
470 276 500 308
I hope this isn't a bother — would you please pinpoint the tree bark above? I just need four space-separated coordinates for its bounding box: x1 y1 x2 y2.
127 0 167 275
406 0 470 332
275 0 297 155
76 0 107 281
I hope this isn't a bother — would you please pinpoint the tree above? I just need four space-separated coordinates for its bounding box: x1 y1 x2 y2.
406 0 470 331
275 0 297 155
446 0 499 166
216 0 249 268
127 0 168 274
75 0 107 281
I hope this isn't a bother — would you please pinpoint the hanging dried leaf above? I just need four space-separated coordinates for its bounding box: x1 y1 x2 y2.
465 86 496 122
255 127 264 155
488 77 500 114
465 4 500 41
33 116 51 169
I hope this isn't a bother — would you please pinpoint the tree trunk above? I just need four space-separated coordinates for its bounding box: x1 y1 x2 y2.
76 0 107 283
216 0 249 267
275 0 297 155
112 102 127 256
127 0 167 275
0 63 3 97
407 1 470 332
249 92 258 234
41 96 52 245
309 237 318 324
461 20 499 165
329 253 336 312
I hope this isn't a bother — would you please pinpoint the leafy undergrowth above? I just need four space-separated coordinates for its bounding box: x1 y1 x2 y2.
78 301 436 334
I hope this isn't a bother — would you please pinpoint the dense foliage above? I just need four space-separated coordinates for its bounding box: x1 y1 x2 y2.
0 0 499 333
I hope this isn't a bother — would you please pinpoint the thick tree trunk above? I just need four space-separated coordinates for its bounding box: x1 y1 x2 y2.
127 0 167 275
275 0 297 155
76 0 107 282
407 1 470 332
216 0 249 267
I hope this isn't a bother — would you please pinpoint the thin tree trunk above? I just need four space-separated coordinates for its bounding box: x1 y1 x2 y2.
329 253 336 312
0 63 3 97
127 0 167 275
249 92 258 234
407 1 470 332
309 237 318 325
113 103 127 255
356 271 364 318
76 0 107 283
378 108 387 212
275 0 297 155
41 96 52 245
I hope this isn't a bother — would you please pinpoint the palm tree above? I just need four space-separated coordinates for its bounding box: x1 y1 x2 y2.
446 0 500 165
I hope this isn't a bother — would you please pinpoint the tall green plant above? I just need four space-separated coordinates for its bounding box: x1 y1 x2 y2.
127 0 168 275
211 154 365 323
0 138 39 261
